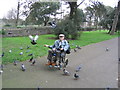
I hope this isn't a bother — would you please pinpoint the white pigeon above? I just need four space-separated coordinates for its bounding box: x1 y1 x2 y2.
29 35 39 45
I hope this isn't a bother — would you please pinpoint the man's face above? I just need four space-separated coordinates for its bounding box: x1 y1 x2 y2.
59 36 64 41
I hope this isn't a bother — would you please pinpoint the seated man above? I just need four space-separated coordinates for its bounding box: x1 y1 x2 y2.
44 34 69 66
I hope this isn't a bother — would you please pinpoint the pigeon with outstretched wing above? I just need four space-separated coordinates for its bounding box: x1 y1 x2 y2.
29 35 39 45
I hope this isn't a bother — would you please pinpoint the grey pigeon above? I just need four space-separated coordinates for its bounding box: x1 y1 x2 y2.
27 46 30 49
105 87 110 90
1 52 4 57
26 50 30 53
0 64 4 70
74 73 79 80
76 45 81 49
75 65 82 72
31 60 36 66
74 48 77 52
20 47 23 50
28 53 33 56
20 52 23 55
13 60 17 66
29 57 33 62
63 69 70 76
29 35 39 45
106 48 109 51
21 64 26 71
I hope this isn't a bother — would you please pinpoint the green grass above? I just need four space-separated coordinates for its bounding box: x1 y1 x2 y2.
1 30 118 64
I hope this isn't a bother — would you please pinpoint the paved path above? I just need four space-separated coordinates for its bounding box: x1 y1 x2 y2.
2 38 118 88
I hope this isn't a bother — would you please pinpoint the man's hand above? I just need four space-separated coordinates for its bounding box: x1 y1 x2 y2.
44 44 49 47
52 48 56 51
60 48 64 51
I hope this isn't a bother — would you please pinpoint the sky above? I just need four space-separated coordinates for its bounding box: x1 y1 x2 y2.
0 0 118 19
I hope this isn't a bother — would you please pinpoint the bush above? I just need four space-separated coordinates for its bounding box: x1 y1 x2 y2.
54 19 81 39
4 24 11 27
0 29 6 35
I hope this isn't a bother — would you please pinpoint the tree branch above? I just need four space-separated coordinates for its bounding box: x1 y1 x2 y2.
77 0 85 7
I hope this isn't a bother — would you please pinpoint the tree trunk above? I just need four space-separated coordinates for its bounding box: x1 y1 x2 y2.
110 1 120 35
16 1 20 27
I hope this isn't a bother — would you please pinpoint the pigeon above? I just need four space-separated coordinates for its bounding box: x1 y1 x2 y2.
74 48 77 52
1 52 4 57
106 48 109 51
9 50 12 53
119 58 120 63
0 64 4 70
28 53 33 56
20 52 23 55
0 70 3 74
26 50 30 53
75 65 82 72
74 73 79 80
27 46 30 49
76 45 81 49
21 64 26 71
105 87 110 90
31 60 36 66
13 60 17 66
29 57 33 62
64 58 68 67
20 47 23 50
29 35 39 45
63 69 70 76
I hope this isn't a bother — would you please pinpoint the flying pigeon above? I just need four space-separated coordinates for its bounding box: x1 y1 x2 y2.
74 48 77 52
74 73 79 80
75 65 82 72
28 53 33 56
63 69 70 76
13 60 17 66
76 45 81 49
31 60 36 66
29 57 33 62
9 50 11 52
20 52 23 55
29 35 39 45
21 64 26 71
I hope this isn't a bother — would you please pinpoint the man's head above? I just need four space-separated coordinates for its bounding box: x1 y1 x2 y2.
59 34 65 41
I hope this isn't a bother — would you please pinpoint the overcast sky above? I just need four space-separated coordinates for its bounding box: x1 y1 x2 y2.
0 0 118 19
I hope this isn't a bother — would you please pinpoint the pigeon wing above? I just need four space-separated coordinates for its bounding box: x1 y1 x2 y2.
29 35 34 41
34 35 39 41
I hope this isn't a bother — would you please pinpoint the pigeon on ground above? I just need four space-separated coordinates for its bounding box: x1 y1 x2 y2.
21 64 26 71
63 69 70 76
29 57 33 62
74 48 77 52
20 52 23 55
27 46 30 49
9 50 11 52
1 52 4 57
119 58 120 63
0 64 4 70
64 58 68 67
26 50 30 53
76 45 81 49
74 73 79 80
13 60 17 66
31 60 36 66
28 53 33 56
105 87 110 90
29 35 39 45
106 48 109 51
0 70 3 75
20 47 23 50
75 65 82 72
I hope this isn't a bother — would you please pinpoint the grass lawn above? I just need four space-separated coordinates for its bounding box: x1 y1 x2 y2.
1 30 118 64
